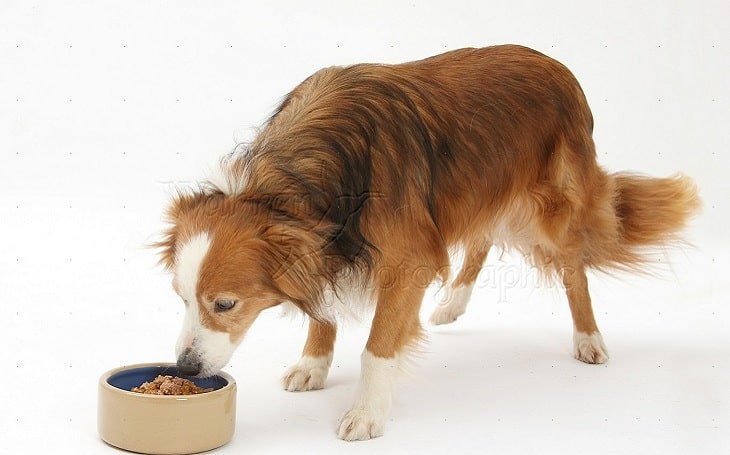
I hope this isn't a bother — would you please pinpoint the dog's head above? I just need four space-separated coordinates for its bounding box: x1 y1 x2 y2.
157 191 328 377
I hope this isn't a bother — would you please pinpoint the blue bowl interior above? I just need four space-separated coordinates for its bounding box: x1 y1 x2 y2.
107 365 229 392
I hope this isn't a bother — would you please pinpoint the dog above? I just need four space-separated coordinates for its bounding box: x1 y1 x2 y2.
156 45 699 441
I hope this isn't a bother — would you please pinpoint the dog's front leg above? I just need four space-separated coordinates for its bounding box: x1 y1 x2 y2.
337 283 425 441
282 318 336 391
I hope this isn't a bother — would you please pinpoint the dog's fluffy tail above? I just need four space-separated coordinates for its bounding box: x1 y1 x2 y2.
586 172 700 272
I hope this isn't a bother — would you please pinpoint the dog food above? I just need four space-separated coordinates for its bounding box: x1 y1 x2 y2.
131 375 213 395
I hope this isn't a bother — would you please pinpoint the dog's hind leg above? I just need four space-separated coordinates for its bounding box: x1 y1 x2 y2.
429 242 490 325
282 318 337 391
561 262 609 364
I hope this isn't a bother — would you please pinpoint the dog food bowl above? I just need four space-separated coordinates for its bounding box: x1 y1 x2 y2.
98 362 236 454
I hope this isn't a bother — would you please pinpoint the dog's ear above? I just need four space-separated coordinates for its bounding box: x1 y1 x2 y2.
260 223 328 318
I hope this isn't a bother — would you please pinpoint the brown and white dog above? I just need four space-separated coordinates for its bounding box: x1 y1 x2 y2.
157 45 699 440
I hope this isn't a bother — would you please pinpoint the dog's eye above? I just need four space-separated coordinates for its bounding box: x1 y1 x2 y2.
214 299 237 313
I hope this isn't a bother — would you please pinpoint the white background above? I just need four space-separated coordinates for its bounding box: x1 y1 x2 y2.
1 1 728 453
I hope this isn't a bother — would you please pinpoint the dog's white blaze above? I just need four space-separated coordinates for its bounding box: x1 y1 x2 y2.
176 305 196 352
174 233 211 356
173 233 238 376
175 232 211 305
338 350 397 440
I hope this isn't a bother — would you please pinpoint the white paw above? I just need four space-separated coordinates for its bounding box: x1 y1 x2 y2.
337 407 385 441
429 302 465 325
281 354 332 392
573 331 609 364
337 352 396 440
429 283 474 325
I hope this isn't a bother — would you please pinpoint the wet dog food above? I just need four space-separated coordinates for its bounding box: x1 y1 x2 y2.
131 375 213 395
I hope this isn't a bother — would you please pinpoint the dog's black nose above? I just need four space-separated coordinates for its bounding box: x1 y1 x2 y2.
177 349 202 376
177 362 201 376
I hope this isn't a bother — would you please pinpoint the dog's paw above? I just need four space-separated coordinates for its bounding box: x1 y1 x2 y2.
573 331 609 364
337 407 385 441
281 354 332 392
429 303 464 325
429 284 473 325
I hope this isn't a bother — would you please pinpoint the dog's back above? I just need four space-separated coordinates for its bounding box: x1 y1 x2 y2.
251 45 697 276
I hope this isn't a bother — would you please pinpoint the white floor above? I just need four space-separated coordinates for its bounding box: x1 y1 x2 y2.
2 1 728 454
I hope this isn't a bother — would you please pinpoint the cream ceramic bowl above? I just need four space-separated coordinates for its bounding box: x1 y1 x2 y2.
98 363 236 455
